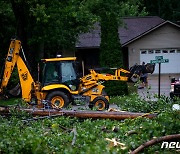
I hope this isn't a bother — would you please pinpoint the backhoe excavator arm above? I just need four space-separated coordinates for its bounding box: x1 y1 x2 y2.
79 63 155 90
80 68 130 86
0 39 21 92
0 39 35 102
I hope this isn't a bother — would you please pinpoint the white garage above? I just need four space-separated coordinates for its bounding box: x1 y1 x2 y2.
140 48 180 74
125 19 180 96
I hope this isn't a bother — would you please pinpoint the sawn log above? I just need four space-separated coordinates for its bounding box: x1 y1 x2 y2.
0 106 157 120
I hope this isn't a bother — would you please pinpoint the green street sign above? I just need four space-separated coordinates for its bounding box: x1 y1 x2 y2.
150 59 169 64
161 59 169 63
155 56 163 60
150 60 158 64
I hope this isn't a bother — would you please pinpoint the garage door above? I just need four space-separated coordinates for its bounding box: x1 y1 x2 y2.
140 48 180 74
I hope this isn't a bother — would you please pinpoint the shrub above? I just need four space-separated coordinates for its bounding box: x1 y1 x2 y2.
99 12 128 96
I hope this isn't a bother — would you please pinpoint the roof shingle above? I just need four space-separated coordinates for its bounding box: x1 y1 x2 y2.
76 16 164 48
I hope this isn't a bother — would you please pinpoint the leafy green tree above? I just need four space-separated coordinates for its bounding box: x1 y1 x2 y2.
0 0 96 75
144 0 180 23
86 0 147 95
86 0 147 68
0 1 15 64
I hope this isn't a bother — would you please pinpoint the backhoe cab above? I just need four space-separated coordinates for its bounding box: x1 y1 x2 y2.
0 38 155 110
41 57 81 108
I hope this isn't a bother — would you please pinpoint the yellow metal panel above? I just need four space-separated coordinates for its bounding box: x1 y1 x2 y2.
17 56 35 102
0 40 21 90
81 84 107 101
42 57 76 62
42 84 78 95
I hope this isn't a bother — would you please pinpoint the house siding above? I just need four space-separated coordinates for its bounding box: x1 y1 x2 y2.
127 23 180 96
127 23 180 67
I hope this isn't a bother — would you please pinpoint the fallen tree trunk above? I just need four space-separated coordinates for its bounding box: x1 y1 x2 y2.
0 106 157 120
131 134 180 154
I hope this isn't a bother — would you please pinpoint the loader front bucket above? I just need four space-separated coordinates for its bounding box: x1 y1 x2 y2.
129 63 155 82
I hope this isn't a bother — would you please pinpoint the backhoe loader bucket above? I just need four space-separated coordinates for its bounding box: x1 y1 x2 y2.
145 63 155 74
129 63 155 82
8 83 21 96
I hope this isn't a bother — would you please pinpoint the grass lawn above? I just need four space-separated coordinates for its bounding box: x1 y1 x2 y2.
0 97 21 106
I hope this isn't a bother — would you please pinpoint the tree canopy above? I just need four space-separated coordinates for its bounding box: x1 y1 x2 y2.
144 0 180 23
0 0 178 90
0 0 178 62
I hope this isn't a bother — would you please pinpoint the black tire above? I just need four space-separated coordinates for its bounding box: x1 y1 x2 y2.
46 91 70 109
90 96 109 111
170 92 174 99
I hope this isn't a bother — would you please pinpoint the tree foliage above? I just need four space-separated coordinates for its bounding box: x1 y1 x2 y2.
144 0 180 23
0 0 96 62
84 0 147 96
1 0 178 95
0 1 15 63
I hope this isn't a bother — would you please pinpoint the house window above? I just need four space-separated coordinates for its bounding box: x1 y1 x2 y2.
169 49 175 53
141 48 180 54
162 50 168 53
148 50 154 54
141 50 147 54
155 50 161 54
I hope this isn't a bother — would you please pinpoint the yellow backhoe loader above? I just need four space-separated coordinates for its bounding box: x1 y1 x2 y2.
0 38 155 110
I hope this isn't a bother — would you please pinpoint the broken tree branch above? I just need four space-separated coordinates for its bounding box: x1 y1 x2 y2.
131 134 180 154
0 107 157 120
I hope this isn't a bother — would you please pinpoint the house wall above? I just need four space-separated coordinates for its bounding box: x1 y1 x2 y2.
127 23 180 96
127 23 180 68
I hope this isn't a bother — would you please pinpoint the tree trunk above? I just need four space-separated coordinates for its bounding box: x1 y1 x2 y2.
0 107 157 120
10 0 36 75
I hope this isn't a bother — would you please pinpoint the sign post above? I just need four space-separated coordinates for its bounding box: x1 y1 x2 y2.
158 62 161 98
150 56 169 98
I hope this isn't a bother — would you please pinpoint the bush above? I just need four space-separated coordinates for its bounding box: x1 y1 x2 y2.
104 81 128 96
99 12 128 96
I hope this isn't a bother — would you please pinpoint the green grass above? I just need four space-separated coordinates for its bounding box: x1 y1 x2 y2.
0 97 20 106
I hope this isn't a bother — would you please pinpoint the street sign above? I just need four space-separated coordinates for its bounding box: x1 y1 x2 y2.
150 59 169 64
150 56 169 64
150 60 158 64
160 59 169 63
155 56 163 60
